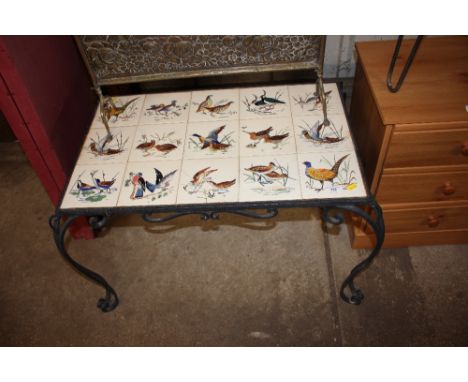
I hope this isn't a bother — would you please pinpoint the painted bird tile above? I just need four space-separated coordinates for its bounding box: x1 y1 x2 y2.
297 152 367 199
60 163 125 209
139 92 191 125
189 89 239 122
90 95 145 129
117 160 181 206
185 120 239 160
129 123 186 162
239 154 301 202
76 127 136 165
240 86 291 119
293 114 354 154
288 83 344 117
239 117 296 157
177 157 239 204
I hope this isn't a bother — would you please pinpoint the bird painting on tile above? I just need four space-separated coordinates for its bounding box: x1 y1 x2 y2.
126 168 177 201
88 130 129 157
243 159 294 195
243 89 287 116
242 125 289 149
144 99 188 121
194 95 235 117
102 97 139 123
299 119 344 146
303 154 357 192
135 132 180 158
183 166 236 201
70 170 119 203
292 90 332 112
189 125 235 154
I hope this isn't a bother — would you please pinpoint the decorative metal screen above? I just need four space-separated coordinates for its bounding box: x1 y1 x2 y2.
76 35 325 86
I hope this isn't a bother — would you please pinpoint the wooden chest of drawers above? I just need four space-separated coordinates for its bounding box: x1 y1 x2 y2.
349 36 468 248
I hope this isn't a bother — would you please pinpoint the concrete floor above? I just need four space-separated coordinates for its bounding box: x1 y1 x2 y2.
0 142 467 346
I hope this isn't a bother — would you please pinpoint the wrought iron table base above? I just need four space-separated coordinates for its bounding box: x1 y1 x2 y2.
50 200 384 313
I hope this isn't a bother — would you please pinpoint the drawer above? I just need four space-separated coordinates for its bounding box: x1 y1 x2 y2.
382 204 468 233
385 125 468 168
378 170 468 204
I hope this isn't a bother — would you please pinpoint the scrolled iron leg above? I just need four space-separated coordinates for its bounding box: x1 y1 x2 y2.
322 201 385 305
49 214 119 312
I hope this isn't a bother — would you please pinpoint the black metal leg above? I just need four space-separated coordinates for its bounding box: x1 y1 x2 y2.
49 214 119 312
322 200 385 305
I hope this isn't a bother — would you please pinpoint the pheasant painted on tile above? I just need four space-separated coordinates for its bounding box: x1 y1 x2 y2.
103 97 138 122
303 154 349 191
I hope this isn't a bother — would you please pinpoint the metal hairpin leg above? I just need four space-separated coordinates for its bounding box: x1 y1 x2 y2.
387 35 424 93
322 200 385 304
49 214 119 312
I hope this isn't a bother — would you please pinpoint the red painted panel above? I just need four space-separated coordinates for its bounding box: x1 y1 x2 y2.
0 36 97 238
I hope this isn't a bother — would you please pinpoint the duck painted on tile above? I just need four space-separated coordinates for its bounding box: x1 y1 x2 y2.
300 120 343 145
191 125 233 152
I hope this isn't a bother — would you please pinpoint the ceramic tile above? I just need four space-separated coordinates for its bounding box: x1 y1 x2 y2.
76 127 136 165
184 120 239 159
177 157 239 204
60 163 125 209
297 152 367 199
117 160 182 207
139 92 191 125
189 89 239 122
288 83 345 116
129 123 186 162
293 114 354 154
239 86 291 119
239 117 296 157
239 154 301 202
90 95 145 129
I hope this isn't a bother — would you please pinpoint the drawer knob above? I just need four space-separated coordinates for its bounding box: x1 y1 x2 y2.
427 215 439 228
462 142 468 156
442 181 455 196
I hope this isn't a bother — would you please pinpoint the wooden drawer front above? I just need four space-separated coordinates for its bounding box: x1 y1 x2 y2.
378 171 468 204
385 127 468 168
383 205 468 233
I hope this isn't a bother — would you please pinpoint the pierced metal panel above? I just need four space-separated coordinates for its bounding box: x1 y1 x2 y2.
77 35 325 86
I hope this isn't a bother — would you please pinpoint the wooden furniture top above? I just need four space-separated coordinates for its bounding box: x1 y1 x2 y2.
355 36 468 126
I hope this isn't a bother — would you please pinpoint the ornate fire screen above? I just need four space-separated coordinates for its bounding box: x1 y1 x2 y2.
76 35 325 87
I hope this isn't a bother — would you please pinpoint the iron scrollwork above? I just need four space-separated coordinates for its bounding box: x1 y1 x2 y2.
142 208 278 223
50 201 383 312
49 214 119 312
322 201 385 305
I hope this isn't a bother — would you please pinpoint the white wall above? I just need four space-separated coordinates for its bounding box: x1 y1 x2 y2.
323 35 399 78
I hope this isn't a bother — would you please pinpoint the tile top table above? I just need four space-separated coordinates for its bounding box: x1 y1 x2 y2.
60 83 366 211
51 82 384 312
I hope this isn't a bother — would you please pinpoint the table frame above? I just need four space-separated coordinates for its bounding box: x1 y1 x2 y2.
50 41 385 312
50 194 384 312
